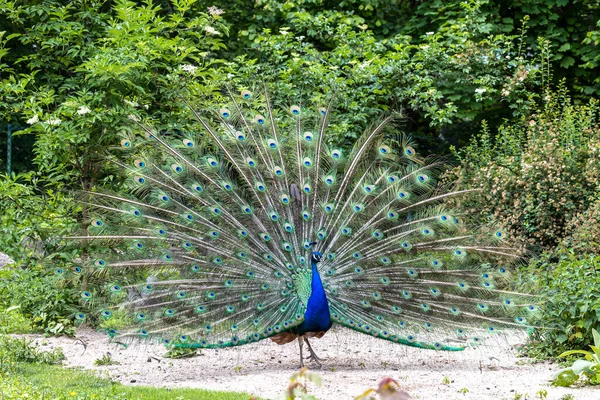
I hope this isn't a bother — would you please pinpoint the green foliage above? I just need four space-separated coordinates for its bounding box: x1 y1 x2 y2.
93 353 120 366
0 305 33 334
0 0 227 184
0 363 250 399
552 329 600 386
524 255 600 358
0 266 77 336
164 345 198 359
0 172 78 263
0 335 64 375
451 87 600 252
230 2 546 150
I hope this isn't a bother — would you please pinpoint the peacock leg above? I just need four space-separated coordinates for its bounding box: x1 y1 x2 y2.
298 336 305 368
304 338 325 366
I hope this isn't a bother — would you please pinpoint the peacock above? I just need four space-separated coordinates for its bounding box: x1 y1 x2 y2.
67 85 537 367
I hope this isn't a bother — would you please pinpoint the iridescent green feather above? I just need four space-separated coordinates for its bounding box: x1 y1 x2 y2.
68 85 537 352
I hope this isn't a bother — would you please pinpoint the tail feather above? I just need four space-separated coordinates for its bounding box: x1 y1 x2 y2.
65 86 537 351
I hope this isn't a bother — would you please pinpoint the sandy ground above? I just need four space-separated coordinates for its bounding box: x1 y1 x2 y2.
22 328 599 400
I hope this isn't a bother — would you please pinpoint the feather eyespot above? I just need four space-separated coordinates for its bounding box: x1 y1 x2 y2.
379 145 391 155
416 174 429 183
241 89 252 99
290 105 300 115
220 108 230 118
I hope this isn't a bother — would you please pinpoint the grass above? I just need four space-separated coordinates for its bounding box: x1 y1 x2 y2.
0 363 253 400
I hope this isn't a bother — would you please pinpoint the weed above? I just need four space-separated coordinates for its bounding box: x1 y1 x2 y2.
94 353 120 366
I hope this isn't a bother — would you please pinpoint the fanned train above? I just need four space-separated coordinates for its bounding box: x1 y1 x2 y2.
68 86 537 366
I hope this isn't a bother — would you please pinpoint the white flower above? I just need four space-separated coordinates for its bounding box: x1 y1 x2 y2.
207 6 223 16
128 114 140 122
296 35 305 41
124 99 138 108
475 88 487 94
44 117 61 125
426 32 434 35
501 88 510 97
204 26 219 35
77 106 91 115
280 29 290 36
181 64 198 73
26 115 39 125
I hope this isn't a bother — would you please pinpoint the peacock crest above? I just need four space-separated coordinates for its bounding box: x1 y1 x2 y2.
68 85 537 366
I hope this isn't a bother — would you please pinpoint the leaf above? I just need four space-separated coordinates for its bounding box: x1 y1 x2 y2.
571 359 595 374
593 328 600 347
558 349 593 358
553 369 579 387
560 56 575 68
558 43 571 52
5 305 21 313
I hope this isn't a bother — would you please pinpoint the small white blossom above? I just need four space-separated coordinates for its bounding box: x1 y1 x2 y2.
426 32 434 35
207 6 223 16
501 88 511 97
26 115 39 125
77 106 91 115
280 29 291 36
44 117 61 125
296 35 305 41
475 88 487 94
144 104 149 110
181 64 198 73
128 114 140 122
124 99 138 108
204 26 219 35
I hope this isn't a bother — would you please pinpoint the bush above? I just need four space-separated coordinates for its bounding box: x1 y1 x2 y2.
0 267 76 336
524 254 600 358
0 305 33 334
0 172 78 265
0 335 64 375
450 86 600 252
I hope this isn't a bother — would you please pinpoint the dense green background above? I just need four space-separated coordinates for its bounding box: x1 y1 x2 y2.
1 0 600 360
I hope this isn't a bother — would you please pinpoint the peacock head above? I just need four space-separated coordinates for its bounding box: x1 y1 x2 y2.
311 251 323 263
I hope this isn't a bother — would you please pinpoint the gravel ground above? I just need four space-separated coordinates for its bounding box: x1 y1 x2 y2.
22 328 599 400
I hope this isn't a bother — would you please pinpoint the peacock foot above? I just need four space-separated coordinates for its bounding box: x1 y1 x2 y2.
305 338 325 367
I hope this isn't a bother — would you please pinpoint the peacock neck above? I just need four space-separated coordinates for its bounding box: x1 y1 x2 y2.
296 261 331 334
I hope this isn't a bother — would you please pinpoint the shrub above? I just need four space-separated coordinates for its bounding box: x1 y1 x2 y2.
450 87 600 252
0 335 64 375
562 197 600 256
524 254 600 358
0 267 76 336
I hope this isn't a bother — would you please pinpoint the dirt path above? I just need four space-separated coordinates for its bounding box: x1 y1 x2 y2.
23 328 598 399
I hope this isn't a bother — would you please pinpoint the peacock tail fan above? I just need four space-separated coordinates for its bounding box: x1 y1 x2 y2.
65 85 538 352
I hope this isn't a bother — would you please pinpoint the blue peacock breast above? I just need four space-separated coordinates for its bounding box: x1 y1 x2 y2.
297 262 332 334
